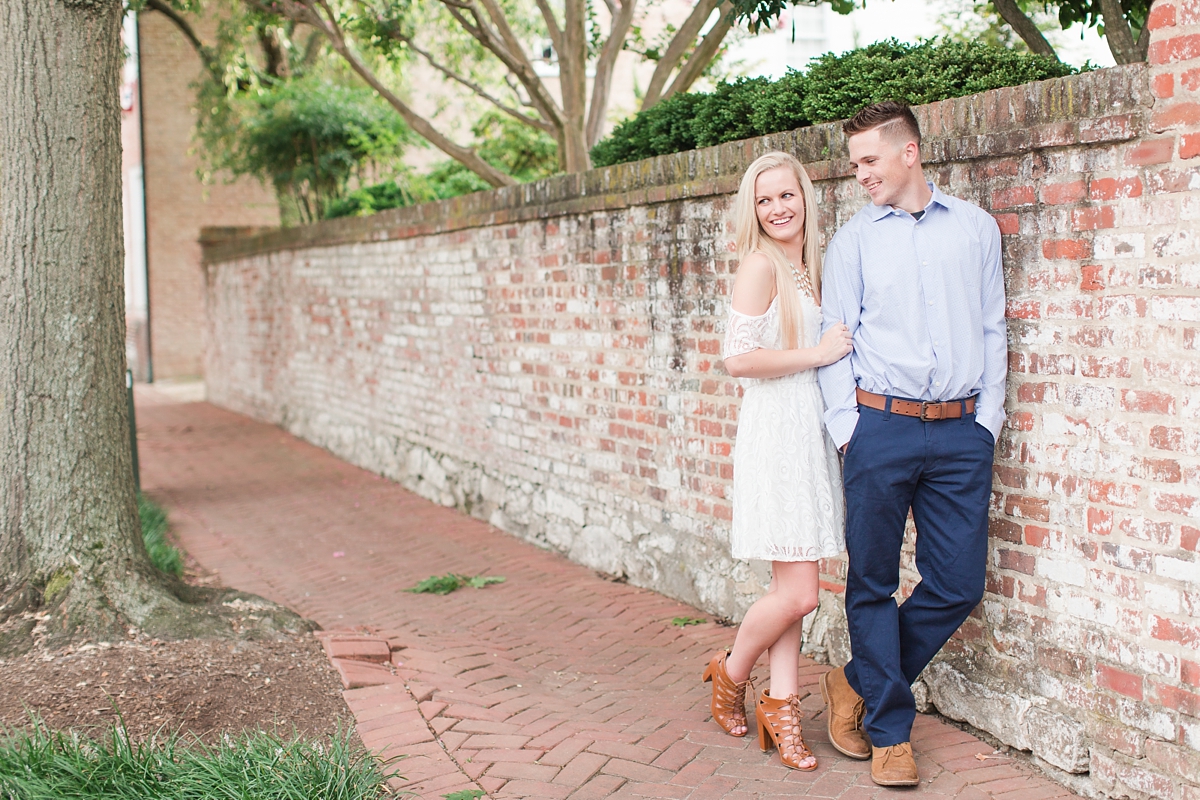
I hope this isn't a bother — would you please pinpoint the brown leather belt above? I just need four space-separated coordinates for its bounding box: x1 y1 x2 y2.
856 387 975 421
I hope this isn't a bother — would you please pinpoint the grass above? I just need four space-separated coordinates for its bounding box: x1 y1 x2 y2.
0 718 400 799
405 574 505 596
137 494 183 578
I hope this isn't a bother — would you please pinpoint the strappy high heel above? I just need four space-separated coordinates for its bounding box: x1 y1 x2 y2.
756 690 817 771
701 651 754 737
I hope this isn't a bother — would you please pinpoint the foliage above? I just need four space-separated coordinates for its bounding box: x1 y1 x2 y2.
800 38 1074 123
137 494 182 578
199 75 414 225
729 0 1150 52
1053 0 1150 40
442 791 485 800
591 38 1076 166
325 111 557 219
469 112 559 182
0 718 398 799
671 616 707 627
405 574 506 595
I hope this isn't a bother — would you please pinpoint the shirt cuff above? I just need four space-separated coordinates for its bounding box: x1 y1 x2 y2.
826 408 860 450
976 408 1006 442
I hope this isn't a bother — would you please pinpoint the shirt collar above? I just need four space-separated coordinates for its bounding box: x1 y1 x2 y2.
866 181 948 222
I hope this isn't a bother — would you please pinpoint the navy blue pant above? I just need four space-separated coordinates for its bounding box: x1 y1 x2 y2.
841 400 994 747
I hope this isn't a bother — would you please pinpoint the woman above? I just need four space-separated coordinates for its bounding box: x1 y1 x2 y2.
702 152 851 771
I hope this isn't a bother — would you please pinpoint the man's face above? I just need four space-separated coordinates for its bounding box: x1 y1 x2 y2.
847 127 912 207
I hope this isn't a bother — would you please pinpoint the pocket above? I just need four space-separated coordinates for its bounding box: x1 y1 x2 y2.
973 420 996 448
844 414 866 456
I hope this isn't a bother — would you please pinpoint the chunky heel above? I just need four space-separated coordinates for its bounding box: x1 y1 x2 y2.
758 720 772 752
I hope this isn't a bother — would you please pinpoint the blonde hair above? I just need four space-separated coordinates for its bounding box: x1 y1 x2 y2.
733 152 822 350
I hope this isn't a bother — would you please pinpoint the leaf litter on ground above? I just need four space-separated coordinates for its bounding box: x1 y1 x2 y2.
672 616 707 627
405 574 505 595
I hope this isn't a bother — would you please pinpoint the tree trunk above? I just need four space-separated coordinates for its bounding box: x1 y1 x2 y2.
0 0 234 649
559 0 591 172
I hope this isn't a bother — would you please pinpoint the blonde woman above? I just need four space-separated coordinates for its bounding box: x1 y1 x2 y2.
702 152 851 771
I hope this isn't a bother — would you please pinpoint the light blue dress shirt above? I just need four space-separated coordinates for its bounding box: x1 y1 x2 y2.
818 183 1007 448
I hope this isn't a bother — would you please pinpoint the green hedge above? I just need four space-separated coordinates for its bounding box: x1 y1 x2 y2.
591 38 1077 167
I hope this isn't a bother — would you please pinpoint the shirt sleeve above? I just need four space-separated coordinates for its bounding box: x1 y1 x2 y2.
818 233 863 448
976 215 1007 441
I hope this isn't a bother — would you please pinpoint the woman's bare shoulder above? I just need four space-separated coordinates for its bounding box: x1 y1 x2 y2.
731 252 777 316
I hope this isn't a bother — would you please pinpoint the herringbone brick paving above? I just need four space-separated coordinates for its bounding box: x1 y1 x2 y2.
136 389 1080 800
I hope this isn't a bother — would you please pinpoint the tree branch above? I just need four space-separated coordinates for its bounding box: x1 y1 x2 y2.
989 0 1058 59
257 0 517 187
402 36 556 132
640 0 721 109
586 0 637 147
1097 0 1142 64
659 1 734 101
1135 16 1150 62
143 0 223 82
534 0 564 56
436 0 566 129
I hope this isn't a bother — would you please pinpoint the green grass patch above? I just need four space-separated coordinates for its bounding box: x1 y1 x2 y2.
405 574 505 596
137 494 182 578
0 718 399 799
671 617 706 627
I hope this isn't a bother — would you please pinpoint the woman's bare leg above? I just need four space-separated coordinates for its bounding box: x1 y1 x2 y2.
724 560 820 693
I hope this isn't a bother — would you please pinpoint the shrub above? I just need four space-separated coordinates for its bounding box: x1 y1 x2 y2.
801 38 1075 123
588 92 704 167
215 77 414 225
590 38 1077 167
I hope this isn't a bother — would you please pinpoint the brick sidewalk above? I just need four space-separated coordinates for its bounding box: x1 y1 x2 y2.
137 392 1079 800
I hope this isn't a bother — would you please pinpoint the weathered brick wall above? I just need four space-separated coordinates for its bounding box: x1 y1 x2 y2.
203 26 1198 800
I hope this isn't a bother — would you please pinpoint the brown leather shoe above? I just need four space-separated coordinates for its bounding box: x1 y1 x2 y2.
872 743 919 787
701 651 752 737
819 666 870 760
755 690 817 771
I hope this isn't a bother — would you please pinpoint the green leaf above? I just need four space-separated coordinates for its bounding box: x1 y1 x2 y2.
406 574 464 595
672 616 707 627
405 574 506 595
443 790 486 800
462 575 506 589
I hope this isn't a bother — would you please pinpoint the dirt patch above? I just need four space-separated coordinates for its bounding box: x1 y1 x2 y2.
0 633 350 741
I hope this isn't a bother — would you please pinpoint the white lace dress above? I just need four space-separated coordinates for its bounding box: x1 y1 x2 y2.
723 290 846 562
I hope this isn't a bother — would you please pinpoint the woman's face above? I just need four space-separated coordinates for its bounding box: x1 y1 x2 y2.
754 166 806 245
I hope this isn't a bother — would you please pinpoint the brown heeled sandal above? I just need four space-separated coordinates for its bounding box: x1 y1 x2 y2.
701 651 754 737
756 690 817 771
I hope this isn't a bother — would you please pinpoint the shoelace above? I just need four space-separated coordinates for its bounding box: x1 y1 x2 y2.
781 694 806 758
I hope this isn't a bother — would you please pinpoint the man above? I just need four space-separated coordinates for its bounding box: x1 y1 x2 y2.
816 101 1006 787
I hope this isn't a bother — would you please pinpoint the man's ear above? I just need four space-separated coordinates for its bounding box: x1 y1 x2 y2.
903 140 920 168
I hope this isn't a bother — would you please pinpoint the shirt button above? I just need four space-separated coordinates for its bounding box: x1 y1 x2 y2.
935 381 942 386
922 261 928 266
928 301 934 306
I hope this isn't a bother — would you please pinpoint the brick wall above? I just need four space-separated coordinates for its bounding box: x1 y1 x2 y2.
139 11 279 380
203 28 1198 800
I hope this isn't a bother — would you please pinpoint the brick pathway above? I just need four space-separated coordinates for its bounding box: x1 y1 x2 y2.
136 390 1080 800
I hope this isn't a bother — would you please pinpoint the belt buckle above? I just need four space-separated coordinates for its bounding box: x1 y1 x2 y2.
919 401 942 421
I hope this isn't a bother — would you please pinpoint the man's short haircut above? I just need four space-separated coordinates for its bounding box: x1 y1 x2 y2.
842 101 921 146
